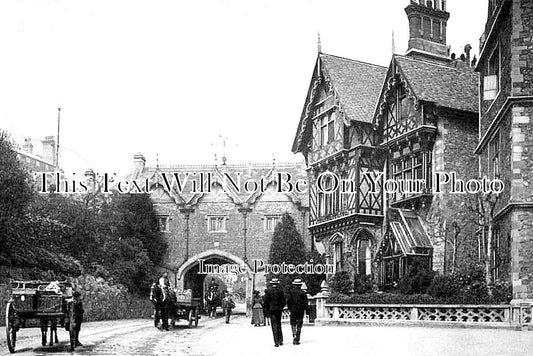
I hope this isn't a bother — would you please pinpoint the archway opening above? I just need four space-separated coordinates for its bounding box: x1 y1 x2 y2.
180 253 251 314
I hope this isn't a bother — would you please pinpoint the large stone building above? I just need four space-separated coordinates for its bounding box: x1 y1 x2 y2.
129 154 309 303
293 0 482 288
475 0 533 303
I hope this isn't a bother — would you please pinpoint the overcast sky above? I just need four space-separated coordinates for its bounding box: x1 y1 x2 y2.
0 0 487 175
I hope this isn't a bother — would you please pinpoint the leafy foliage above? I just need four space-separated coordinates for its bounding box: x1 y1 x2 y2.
354 274 373 294
0 131 34 265
328 270 353 295
303 250 326 295
398 261 434 295
328 291 440 305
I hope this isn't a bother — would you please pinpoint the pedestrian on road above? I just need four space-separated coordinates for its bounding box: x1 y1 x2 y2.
286 278 308 345
72 290 85 347
263 278 285 347
251 290 265 326
262 289 269 326
221 291 235 324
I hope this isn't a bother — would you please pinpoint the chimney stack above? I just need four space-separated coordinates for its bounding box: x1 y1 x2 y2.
405 0 450 61
23 137 33 154
42 136 56 166
133 153 146 174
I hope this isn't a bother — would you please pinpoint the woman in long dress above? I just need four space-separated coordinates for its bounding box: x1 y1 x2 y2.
251 290 265 326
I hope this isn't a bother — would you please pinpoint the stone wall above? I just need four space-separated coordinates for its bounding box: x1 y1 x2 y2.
428 112 479 273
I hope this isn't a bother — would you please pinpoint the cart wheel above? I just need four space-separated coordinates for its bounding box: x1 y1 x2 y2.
188 309 194 328
68 304 76 351
194 308 199 327
5 301 16 354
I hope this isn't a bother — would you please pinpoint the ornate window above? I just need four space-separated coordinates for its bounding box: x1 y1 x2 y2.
317 172 341 219
390 151 424 201
320 112 335 146
333 241 343 273
208 215 226 233
357 238 372 276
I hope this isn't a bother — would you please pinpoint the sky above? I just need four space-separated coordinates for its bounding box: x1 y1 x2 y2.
0 0 487 176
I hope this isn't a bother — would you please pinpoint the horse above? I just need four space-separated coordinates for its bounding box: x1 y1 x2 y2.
150 283 176 330
40 319 59 346
205 288 220 318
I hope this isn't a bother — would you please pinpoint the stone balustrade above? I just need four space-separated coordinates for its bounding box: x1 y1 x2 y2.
312 295 532 329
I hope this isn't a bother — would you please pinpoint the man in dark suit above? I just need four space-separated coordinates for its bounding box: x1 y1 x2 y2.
262 278 285 347
286 278 308 345
72 290 85 347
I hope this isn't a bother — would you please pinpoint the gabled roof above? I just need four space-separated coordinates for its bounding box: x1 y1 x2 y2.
393 55 479 113
292 53 386 152
320 54 387 123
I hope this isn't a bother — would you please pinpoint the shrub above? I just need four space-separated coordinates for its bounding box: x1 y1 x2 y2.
354 274 373 294
490 279 513 304
427 274 460 300
398 264 434 295
328 271 352 295
328 291 440 305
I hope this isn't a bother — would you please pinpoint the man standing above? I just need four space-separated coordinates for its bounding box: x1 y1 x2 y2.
221 291 235 324
263 278 285 347
72 291 85 347
286 278 308 345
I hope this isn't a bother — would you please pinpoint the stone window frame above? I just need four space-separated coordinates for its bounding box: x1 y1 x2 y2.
333 241 343 273
156 215 170 233
355 238 373 276
207 215 227 233
316 171 341 218
488 130 500 180
263 215 281 232
484 43 501 101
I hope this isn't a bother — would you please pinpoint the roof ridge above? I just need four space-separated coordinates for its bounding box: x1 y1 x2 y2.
321 52 386 69
394 54 476 73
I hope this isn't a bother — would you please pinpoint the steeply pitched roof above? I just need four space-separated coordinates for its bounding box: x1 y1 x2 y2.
320 54 387 123
292 53 386 152
394 55 479 113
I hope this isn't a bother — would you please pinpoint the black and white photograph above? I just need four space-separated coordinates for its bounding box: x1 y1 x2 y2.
1 0 533 355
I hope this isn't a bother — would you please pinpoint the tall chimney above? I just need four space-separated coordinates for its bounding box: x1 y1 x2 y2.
42 136 56 166
405 0 450 61
133 153 146 174
22 137 33 154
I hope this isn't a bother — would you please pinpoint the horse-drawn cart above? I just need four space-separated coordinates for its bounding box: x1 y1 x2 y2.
171 290 201 328
151 285 201 329
4 280 77 353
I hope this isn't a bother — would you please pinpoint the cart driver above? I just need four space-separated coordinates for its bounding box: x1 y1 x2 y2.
72 290 84 347
159 272 171 301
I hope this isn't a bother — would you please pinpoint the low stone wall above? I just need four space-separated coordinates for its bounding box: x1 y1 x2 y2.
315 302 532 329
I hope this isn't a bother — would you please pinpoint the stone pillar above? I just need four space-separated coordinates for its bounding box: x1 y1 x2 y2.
314 280 330 325
510 104 533 304
180 207 194 260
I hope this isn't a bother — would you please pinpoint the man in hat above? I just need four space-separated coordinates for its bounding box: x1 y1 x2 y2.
286 278 309 345
72 290 85 347
263 278 285 347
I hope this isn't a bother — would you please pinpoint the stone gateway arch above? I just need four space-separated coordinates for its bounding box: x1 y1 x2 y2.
129 155 310 311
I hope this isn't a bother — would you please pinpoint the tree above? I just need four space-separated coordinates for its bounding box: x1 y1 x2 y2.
303 250 326 295
98 193 167 295
0 131 34 265
268 212 307 291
